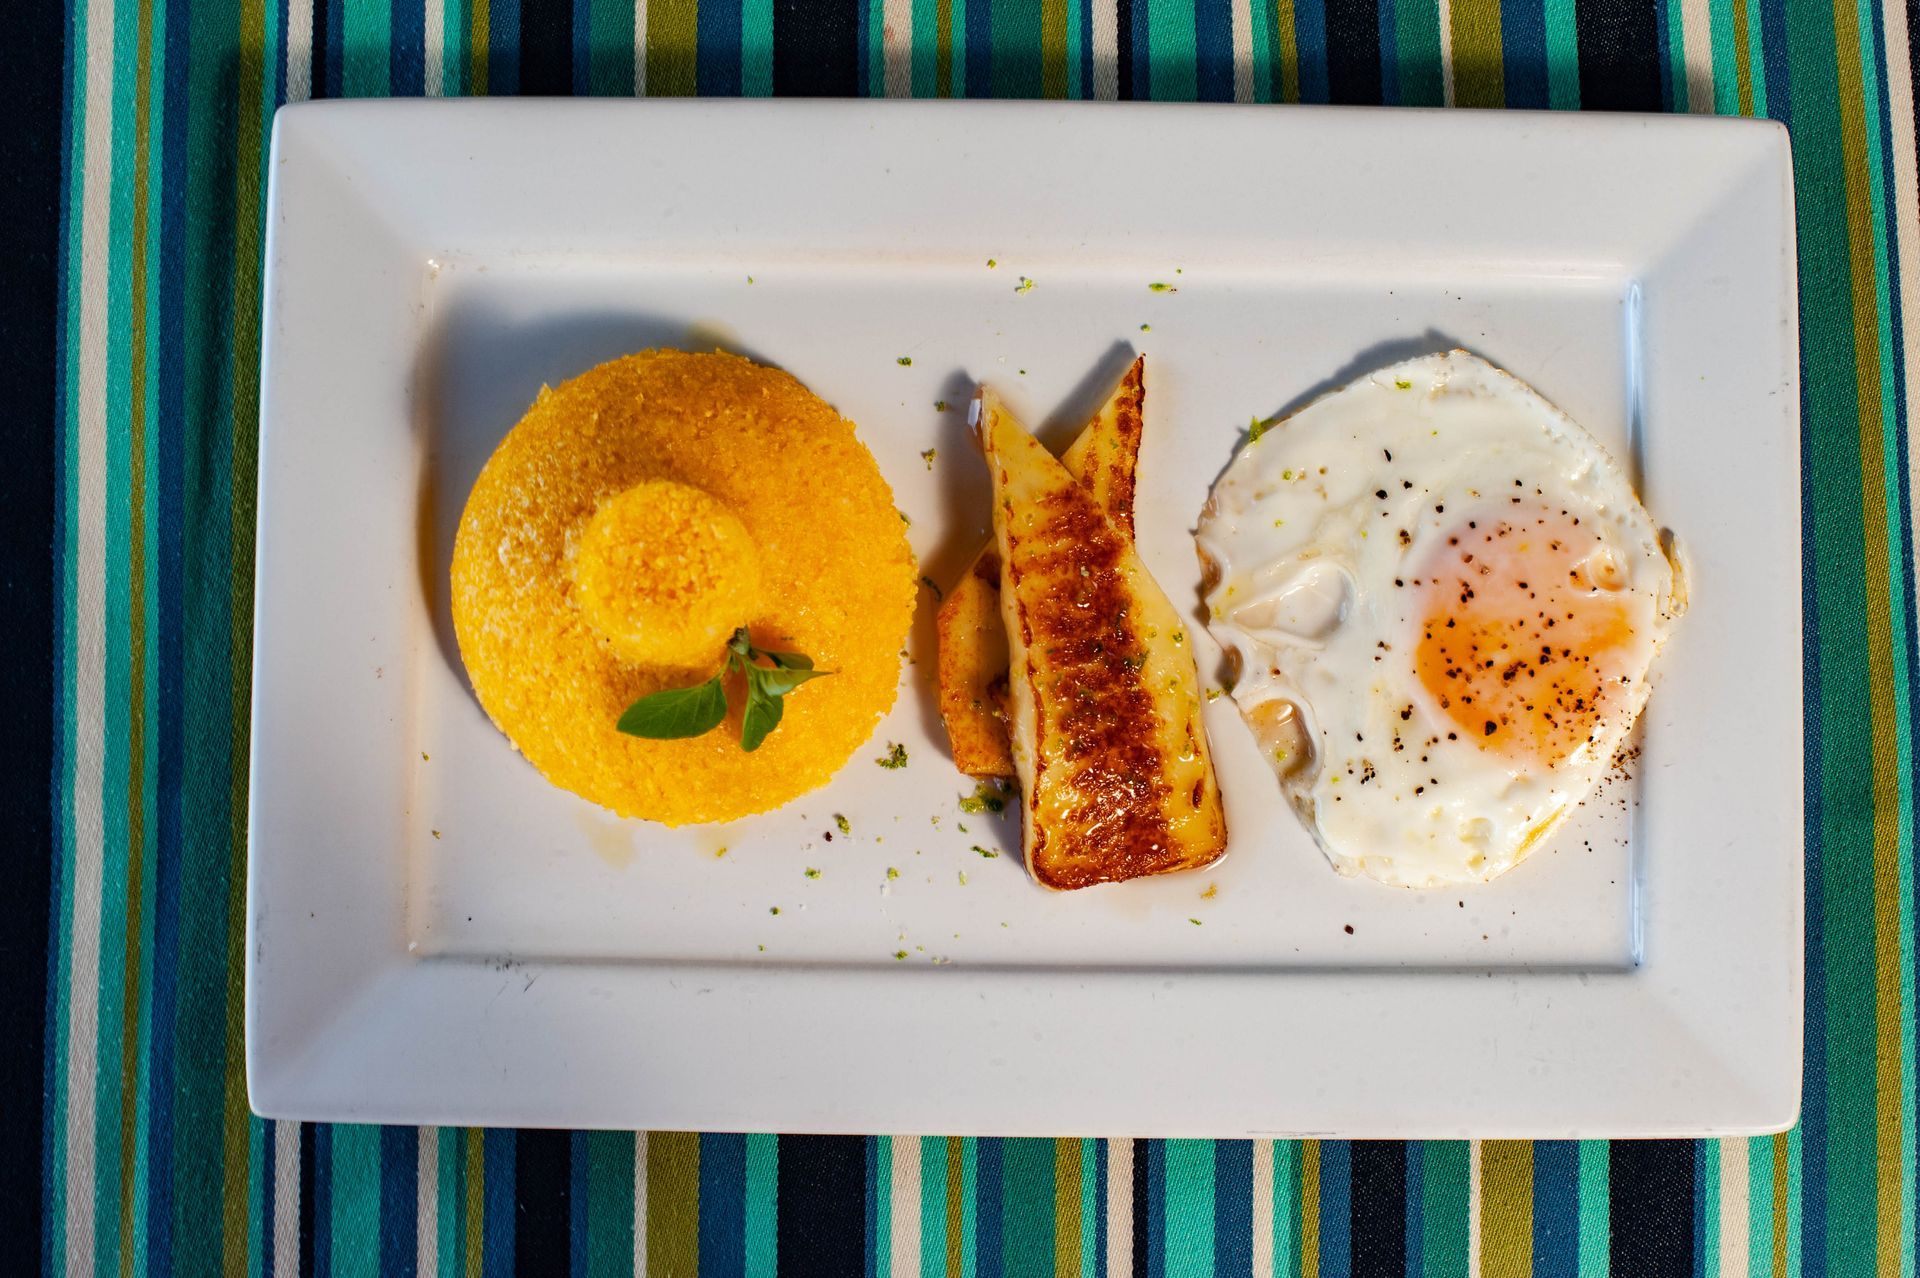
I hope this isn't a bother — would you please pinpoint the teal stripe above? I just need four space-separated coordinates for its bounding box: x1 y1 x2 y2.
1163 1140 1213 1275
1147 0 1198 100
869 0 887 93
1789 1124 1804 1273
1394 0 1443 106
873 1138 893 1278
587 0 636 94
1748 1138 1775 1278
1001 1140 1054 1276
991 0 1043 95
585 1131 634 1275
912 0 941 95
1708 0 1739 112
1421 1142 1468 1278
1248 0 1275 102
1743 0 1768 111
745 1133 777 1277
920 1137 948 1278
1663 0 1688 109
342 0 393 95
1270 1143 1294 1277
331 1126 383 1278
1079 1140 1098 1278
438 1129 462 1275
1066 0 1084 97
742 0 774 95
1543 0 1578 108
1577 1141 1609 1277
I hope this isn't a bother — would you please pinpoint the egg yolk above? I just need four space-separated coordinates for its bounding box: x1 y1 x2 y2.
1412 504 1636 769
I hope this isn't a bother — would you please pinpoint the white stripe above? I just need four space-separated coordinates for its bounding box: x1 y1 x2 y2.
1679 0 1714 112
1250 1141 1275 1277
1467 1140 1483 1276
634 1131 649 1275
1230 0 1254 103
1437 0 1456 107
423 0 445 96
1718 1139 1750 1278
634 0 649 96
889 1137 921 1274
883 0 913 97
285 0 314 104
416 1129 439 1278
1886 0 1920 620
1105 1139 1133 1275
273 1121 302 1278
64 0 117 1269
1091 0 1119 101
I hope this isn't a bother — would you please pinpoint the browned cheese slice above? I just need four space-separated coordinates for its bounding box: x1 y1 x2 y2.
934 357 1144 778
976 388 1227 889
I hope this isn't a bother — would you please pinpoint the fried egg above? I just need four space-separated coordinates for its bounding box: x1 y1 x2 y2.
1194 351 1685 888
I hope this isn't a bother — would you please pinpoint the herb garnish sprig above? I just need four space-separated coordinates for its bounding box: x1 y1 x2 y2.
616 628 829 752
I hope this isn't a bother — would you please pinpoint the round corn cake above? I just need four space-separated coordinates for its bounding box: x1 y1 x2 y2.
451 349 916 825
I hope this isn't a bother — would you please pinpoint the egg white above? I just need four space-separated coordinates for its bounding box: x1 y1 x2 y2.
1194 351 1684 888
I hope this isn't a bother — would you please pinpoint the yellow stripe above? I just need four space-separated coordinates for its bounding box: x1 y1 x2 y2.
946 1138 965 1278
1301 1141 1320 1277
1732 0 1754 113
646 1132 700 1277
1480 1142 1534 1278
1448 0 1504 107
646 0 699 96
1771 1134 1789 1278
466 1130 484 1278
1054 1140 1082 1278
1275 0 1300 102
120 0 156 1264
1828 0 1904 1272
1042 0 1070 98
472 0 490 94
936 0 954 96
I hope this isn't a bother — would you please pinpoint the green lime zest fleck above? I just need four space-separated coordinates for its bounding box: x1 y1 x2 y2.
934 400 950 412
1248 416 1269 442
986 258 997 268
894 950 909 961
1014 276 1034 294
1147 282 1177 293
804 867 821 879
897 355 913 366
834 814 851 835
1395 377 1413 389
1140 323 1152 332
886 866 900 879
769 906 781 915
921 447 937 470
877 742 909 769
973 846 999 859
1189 917 1203 926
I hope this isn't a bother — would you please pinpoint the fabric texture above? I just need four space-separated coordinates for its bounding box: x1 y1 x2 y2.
18 0 1920 1272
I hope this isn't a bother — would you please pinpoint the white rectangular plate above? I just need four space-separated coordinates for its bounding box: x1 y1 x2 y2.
248 100 1802 1137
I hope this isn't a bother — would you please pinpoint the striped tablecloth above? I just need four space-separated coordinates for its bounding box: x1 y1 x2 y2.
7 0 1916 1272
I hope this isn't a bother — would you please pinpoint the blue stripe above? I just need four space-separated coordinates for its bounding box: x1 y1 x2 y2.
977 1138 1005 1278
381 1126 420 1276
1759 0 1790 117
1146 1140 1165 1278
1500 0 1548 106
1377 0 1398 103
1127 0 1148 98
1653 0 1674 108
700 1133 748 1277
1079 0 1095 95
313 1126 334 1278
698 0 744 93
1214 1143 1253 1275
391 0 425 94
572 0 591 93
484 1130 517 1277
1293 0 1330 102
966 0 991 97
1195 0 1234 100
1319 1141 1352 1278
325 0 344 97
1094 1140 1109 1278
1404 1142 1423 1273
571 1132 590 1275
1532 1141 1578 1274
489 0 521 93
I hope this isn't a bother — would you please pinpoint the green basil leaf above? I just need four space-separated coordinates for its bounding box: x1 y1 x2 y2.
615 674 728 740
750 663 830 698
739 680 784 752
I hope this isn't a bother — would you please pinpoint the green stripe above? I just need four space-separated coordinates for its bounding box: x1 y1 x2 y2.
1248 0 1275 102
1576 1141 1608 1277
332 1127 383 1278
913 0 941 95
1147 0 1197 100
1001 1140 1054 1276
586 1131 635 1274
991 0 1043 96
342 0 393 96
1543 0 1578 108
1395 0 1443 105
920 1136 948 1278
1421 1142 1468 1278
743 0 775 95
587 0 636 94
1707 0 1739 112
745 1133 778 1277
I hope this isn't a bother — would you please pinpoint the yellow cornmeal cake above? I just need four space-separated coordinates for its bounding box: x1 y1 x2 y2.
451 349 917 825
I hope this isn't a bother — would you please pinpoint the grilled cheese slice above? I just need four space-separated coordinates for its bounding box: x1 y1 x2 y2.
975 387 1226 889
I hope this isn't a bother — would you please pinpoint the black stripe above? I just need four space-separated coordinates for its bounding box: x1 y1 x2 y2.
518 0 574 95
300 1124 320 1274
1323 0 1384 104
772 0 859 96
776 1135 867 1274
514 1129 572 1276
1131 1139 1149 1278
1116 0 1135 100
1349 1142 1407 1278
310 0 331 98
1609 1140 1695 1278
0 0 60 1263
1572 0 1663 110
